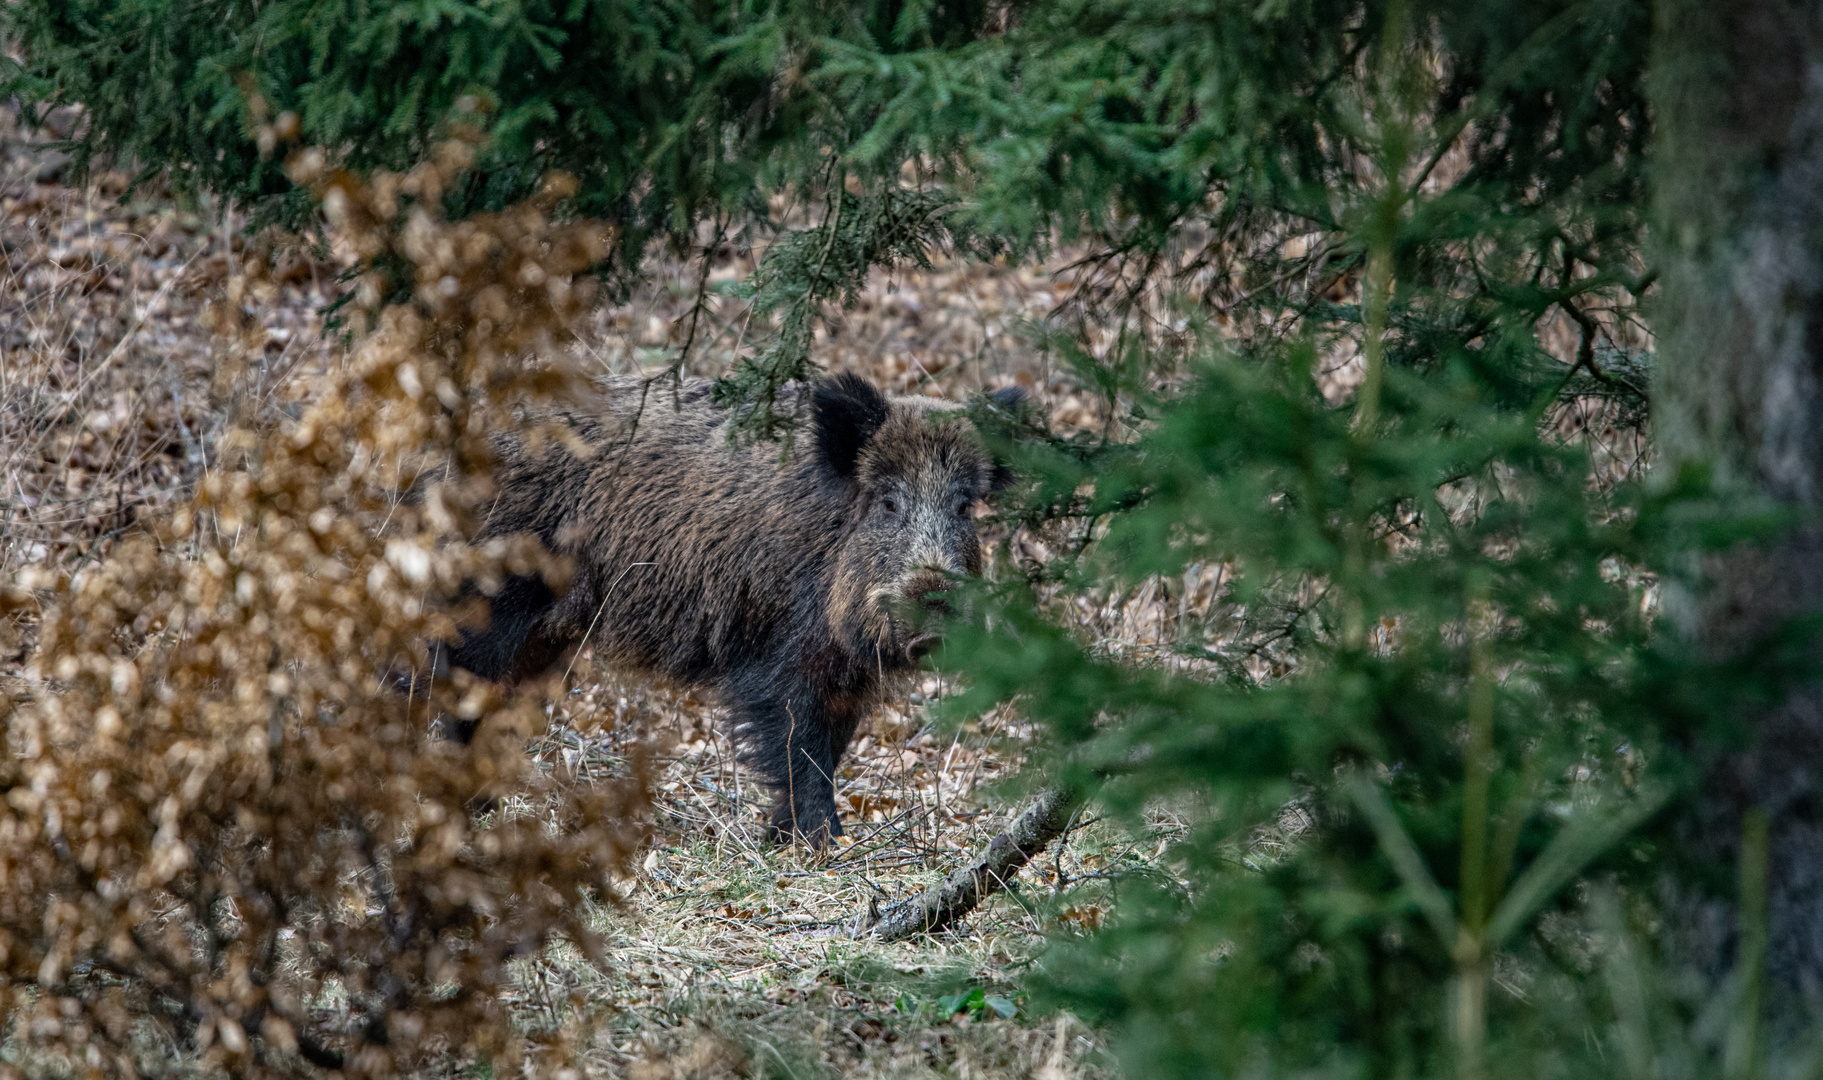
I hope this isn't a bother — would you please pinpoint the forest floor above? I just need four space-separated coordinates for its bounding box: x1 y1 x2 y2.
0 105 1171 1078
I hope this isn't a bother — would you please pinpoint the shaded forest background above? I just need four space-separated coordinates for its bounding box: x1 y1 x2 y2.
5 1 1823 1078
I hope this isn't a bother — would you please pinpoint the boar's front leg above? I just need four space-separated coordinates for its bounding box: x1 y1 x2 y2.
726 678 857 847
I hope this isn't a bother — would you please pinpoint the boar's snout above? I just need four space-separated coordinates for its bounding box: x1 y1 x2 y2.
900 567 956 660
904 567 954 614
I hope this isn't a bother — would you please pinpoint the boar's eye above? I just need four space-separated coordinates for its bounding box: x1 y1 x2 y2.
955 499 972 517
881 495 899 514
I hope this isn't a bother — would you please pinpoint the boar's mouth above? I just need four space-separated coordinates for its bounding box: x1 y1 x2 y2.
864 583 954 662
903 631 942 661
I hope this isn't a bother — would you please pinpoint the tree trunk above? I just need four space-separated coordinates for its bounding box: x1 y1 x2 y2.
1650 0 1823 1020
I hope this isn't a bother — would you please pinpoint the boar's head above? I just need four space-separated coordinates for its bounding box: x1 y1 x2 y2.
813 373 1020 667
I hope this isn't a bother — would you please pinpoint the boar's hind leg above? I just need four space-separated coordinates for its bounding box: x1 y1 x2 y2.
728 686 853 847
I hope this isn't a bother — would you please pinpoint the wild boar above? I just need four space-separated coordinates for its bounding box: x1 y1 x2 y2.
442 373 1018 844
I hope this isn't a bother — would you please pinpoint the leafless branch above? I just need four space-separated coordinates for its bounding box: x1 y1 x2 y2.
857 785 1085 941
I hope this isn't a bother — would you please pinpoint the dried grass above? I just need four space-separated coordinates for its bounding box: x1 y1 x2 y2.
509 671 1125 1078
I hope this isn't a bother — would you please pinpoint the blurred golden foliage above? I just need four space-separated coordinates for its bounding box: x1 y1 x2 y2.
0 137 647 1077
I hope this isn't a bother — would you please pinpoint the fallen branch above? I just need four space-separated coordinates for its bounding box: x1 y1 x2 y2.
858 786 1085 941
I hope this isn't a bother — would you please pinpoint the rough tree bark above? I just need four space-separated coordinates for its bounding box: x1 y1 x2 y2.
1651 0 1823 1020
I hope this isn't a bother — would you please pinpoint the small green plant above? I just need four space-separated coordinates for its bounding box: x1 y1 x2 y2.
896 986 1020 1023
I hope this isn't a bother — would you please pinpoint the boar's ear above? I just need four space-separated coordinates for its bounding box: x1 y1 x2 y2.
813 373 890 480
990 460 1018 491
985 386 1027 490
988 385 1028 412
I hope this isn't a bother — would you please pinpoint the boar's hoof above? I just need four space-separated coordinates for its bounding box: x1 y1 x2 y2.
769 808 844 849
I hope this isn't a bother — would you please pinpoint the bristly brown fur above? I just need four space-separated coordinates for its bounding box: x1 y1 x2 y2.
446 373 1018 844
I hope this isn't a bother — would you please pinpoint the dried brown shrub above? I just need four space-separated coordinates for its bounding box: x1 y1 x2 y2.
0 138 646 1077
